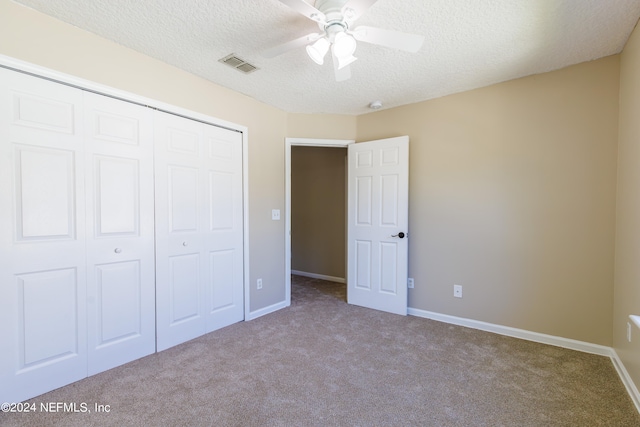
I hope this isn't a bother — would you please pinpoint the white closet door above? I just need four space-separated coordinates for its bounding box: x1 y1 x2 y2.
203 124 244 332
155 111 244 351
0 68 88 403
84 92 156 375
155 111 207 351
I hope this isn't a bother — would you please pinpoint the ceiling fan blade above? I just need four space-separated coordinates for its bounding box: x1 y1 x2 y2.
332 52 352 82
342 0 379 23
351 25 425 53
277 0 326 23
262 32 322 58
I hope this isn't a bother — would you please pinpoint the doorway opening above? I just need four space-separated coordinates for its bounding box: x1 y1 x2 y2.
285 138 354 306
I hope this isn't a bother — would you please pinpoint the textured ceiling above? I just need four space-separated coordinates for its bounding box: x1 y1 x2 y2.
14 0 640 115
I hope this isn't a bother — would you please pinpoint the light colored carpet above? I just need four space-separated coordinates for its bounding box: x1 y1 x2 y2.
1 275 638 426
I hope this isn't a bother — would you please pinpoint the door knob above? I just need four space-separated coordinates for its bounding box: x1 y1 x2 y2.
182 241 188 247
391 232 405 239
114 248 122 254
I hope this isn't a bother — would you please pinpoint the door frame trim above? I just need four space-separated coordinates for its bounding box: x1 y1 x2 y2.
0 54 252 323
284 137 354 306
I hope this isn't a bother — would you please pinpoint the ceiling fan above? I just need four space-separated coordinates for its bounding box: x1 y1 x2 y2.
262 0 425 81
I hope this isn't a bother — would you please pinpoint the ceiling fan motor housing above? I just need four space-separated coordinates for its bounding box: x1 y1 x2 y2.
315 0 353 39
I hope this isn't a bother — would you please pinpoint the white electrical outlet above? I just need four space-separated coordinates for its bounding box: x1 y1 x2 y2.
628 322 632 342
408 278 414 289
272 209 281 220
453 284 463 298
257 278 263 290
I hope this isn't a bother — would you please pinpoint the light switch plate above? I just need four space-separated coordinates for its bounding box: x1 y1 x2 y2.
272 209 280 220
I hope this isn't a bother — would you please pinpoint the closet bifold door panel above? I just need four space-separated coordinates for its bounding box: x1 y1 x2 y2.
155 112 206 351
83 92 156 376
0 68 157 403
201 121 244 333
0 68 88 403
155 111 244 352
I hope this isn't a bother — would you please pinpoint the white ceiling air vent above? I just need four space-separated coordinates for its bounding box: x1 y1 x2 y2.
219 53 259 74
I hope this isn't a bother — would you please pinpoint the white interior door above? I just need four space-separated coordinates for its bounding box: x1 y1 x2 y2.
0 69 88 402
347 136 409 315
155 111 244 351
84 92 156 375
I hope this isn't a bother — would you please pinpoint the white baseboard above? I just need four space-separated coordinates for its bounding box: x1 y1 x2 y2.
291 270 345 284
408 308 611 355
408 307 640 414
246 300 288 321
611 349 640 413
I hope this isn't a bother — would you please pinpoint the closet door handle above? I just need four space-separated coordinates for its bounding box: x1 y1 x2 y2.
114 248 122 254
182 241 188 247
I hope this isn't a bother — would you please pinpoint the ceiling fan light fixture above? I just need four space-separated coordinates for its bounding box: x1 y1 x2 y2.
306 37 330 65
332 32 357 59
337 54 357 70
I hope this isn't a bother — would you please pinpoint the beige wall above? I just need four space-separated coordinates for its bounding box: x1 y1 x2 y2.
615 21 640 390
0 0 287 312
357 56 620 346
291 147 346 278
287 113 357 140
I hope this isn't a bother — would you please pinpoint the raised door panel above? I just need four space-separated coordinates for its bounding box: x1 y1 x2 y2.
167 127 199 155
0 68 87 403
380 174 399 227
169 254 202 324
94 156 139 236
18 268 81 366
3 71 83 155
355 176 373 226
84 92 155 376
90 110 140 146
209 171 234 231
95 262 142 344
169 166 199 233
15 145 76 241
209 250 235 311
379 242 398 295
355 240 372 290
11 91 75 135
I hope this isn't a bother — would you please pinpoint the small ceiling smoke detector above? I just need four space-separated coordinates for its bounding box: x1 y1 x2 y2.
219 53 259 74
369 100 383 110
